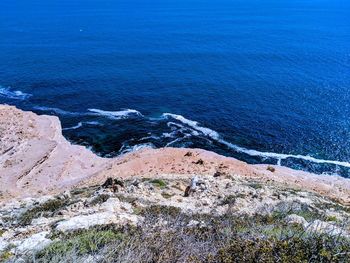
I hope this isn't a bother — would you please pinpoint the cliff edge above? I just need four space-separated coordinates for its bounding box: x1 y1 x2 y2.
0 104 349 204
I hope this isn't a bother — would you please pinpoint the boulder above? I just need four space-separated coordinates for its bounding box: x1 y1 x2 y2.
12 231 52 254
306 220 344 236
99 198 132 213
284 214 308 226
55 212 139 232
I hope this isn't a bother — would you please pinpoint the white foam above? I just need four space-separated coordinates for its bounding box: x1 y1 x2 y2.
85 121 101 126
88 108 143 119
120 142 155 154
163 112 350 169
165 138 184 147
0 86 32 100
162 131 178 138
63 122 83 130
163 113 219 139
218 139 350 168
62 121 101 131
33 106 85 116
139 135 161 141
29 105 350 169
167 121 185 129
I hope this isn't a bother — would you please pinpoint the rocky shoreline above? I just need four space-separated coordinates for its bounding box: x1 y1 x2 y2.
0 104 349 262
0 104 349 204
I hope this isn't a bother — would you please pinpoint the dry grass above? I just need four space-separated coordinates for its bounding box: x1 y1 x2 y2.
20 205 350 263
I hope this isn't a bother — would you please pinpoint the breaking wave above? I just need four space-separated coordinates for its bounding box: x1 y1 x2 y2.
164 113 350 169
88 108 143 119
119 142 155 154
0 86 32 100
63 121 101 131
218 139 350 168
29 105 350 170
34 106 143 120
33 106 86 116
163 113 219 139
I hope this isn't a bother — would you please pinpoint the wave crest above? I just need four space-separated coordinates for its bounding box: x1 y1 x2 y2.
63 121 101 131
0 86 32 100
163 112 350 169
163 113 219 139
119 142 155 154
88 108 143 119
30 105 350 169
33 106 85 116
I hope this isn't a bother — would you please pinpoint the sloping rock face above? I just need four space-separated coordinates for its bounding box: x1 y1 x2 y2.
0 105 108 199
0 104 350 204
83 147 350 204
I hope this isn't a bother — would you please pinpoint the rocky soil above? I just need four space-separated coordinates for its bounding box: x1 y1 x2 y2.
0 173 349 262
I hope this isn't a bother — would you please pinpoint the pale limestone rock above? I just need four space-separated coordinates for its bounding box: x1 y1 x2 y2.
187 220 200 227
31 217 56 226
55 212 139 232
306 220 344 236
0 237 8 252
13 231 52 253
99 198 132 213
284 214 308 226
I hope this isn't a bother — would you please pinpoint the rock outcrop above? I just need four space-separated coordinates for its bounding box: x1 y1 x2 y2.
0 105 108 199
0 174 349 260
1 105 349 204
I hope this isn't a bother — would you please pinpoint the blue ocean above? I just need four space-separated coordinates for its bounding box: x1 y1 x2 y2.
1 0 350 177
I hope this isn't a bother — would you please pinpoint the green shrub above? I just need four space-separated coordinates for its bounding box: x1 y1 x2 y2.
149 179 167 189
246 182 263 189
212 235 350 263
19 198 68 226
37 229 123 260
161 192 174 199
326 215 338 222
29 203 350 263
140 205 181 218
0 250 12 262
221 195 236 205
88 194 110 206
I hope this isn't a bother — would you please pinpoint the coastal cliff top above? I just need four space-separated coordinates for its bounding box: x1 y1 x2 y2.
0 104 349 204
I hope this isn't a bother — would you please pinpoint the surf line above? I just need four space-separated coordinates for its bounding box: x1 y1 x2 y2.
219 140 350 168
163 113 350 169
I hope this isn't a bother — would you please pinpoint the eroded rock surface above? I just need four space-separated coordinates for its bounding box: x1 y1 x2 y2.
1 105 349 205
0 105 107 199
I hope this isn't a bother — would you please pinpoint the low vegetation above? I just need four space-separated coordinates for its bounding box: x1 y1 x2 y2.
37 229 123 261
27 205 350 263
149 179 167 189
88 194 111 206
19 198 69 226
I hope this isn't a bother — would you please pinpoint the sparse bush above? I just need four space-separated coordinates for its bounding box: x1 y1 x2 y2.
19 198 69 226
267 166 275 172
0 250 13 262
88 194 111 206
149 179 167 189
326 215 338 222
28 204 350 263
161 192 174 199
37 229 123 261
246 182 263 189
140 205 181 218
221 195 236 205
